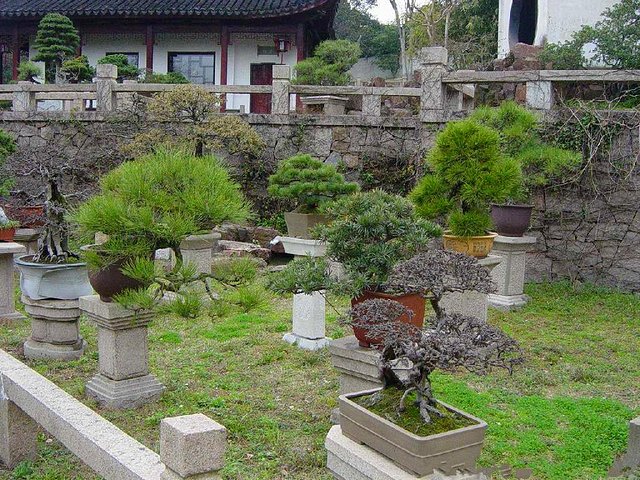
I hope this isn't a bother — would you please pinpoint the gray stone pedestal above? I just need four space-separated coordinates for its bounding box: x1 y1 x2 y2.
80 295 164 409
179 232 221 274
326 425 486 480
280 237 331 350
440 255 502 322
22 295 86 361
0 242 26 324
13 229 40 255
488 236 537 311
329 336 382 395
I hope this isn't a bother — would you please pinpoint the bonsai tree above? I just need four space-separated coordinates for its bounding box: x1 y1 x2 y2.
268 154 358 213
17 61 42 83
294 40 361 86
61 56 95 83
270 190 442 297
97 54 139 80
143 72 190 84
122 84 265 158
0 129 16 197
410 119 522 237
343 249 522 424
32 13 80 83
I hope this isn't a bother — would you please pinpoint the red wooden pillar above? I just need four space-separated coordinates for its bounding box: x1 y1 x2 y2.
11 26 19 81
145 25 154 73
295 23 305 111
220 26 229 112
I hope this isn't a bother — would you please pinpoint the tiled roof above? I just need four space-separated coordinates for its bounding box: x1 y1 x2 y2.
0 0 331 18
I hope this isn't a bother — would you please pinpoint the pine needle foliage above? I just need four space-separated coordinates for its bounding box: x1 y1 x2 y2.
267 154 358 212
294 40 361 86
32 13 80 82
97 54 139 80
0 129 16 197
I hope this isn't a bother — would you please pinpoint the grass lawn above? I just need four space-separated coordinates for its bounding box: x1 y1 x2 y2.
0 281 638 480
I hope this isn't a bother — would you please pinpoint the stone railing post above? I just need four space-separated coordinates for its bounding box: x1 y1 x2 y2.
22 296 86 361
0 242 26 324
96 64 118 113
271 64 291 115
361 93 381 116
160 414 227 479
12 81 36 113
0 398 38 469
526 81 553 110
179 232 220 275
419 47 448 122
80 296 164 409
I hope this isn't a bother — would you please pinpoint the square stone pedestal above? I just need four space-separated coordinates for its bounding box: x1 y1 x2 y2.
488 236 537 311
0 242 26 324
80 295 164 409
440 255 502 322
326 425 486 480
22 295 86 361
329 336 382 395
179 232 221 274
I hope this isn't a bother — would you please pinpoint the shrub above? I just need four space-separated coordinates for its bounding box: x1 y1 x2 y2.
267 154 358 213
17 61 42 82
97 54 139 80
72 148 251 268
143 72 190 84
0 129 16 197
294 40 361 86
61 56 94 83
410 119 522 236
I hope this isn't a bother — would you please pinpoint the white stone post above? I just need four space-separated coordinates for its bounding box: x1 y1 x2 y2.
329 336 382 395
279 237 331 351
160 414 227 479
12 82 36 113
419 47 448 123
488 235 537 310
22 296 86 361
81 295 164 409
179 232 220 274
0 398 38 469
0 242 26 324
362 94 382 116
271 65 291 115
440 255 502 322
526 81 553 110
96 64 118 113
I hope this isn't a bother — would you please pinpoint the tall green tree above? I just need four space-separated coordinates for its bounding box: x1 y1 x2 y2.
33 13 80 83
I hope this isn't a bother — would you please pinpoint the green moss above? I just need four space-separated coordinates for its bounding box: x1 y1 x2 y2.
353 387 475 437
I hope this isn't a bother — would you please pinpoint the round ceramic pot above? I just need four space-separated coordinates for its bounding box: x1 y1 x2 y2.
284 212 330 239
443 231 498 258
490 204 533 237
15 255 93 301
88 258 144 303
0 227 15 242
350 290 426 348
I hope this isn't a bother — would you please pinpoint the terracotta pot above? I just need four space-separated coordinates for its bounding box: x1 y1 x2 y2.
88 258 144 303
2 204 45 228
443 231 498 258
490 204 533 237
339 388 487 476
284 211 330 239
351 291 426 348
0 227 15 242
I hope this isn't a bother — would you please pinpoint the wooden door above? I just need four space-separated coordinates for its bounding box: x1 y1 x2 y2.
250 63 274 114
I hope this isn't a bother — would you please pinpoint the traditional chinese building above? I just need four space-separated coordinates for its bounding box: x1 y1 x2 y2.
0 0 338 112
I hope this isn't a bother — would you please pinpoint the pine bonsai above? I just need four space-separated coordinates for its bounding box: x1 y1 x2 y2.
294 40 361 86
343 249 522 424
33 13 80 83
61 56 95 83
268 154 358 213
410 119 522 237
97 54 139 80
17 61 42 83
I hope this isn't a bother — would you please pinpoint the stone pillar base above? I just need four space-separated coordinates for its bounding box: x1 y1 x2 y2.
85 373 165 409
329 336 382 395
0 311 27 324
24 338 86 361
326 425 486 480
283 333 330 351
488 293 529 311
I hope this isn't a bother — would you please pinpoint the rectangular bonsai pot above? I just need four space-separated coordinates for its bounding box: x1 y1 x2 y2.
284 212 329 239
339 388 487 476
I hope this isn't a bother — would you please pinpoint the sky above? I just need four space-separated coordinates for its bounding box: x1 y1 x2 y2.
369 2 397 24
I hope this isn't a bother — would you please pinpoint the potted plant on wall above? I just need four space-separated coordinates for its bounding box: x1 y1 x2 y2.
267 154 358 238
72 148 251 302
410 119 522 257
468 102 582 237
269 190 442 347
0 208 18 242
338 249 522 476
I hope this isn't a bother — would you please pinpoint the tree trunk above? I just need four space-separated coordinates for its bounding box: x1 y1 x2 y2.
389 0 408 79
